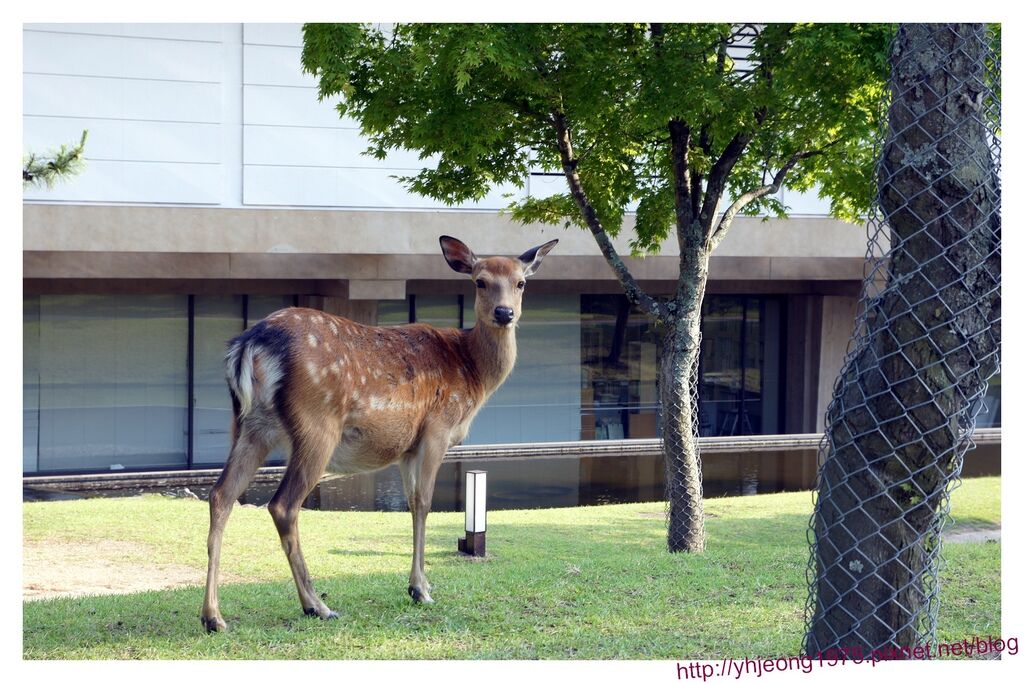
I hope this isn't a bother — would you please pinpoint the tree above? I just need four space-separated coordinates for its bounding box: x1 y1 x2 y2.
301 23 891 552
23 130 89 189
805 23 1000 653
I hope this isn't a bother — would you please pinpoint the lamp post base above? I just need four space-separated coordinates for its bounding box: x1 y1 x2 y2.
458 531 486 557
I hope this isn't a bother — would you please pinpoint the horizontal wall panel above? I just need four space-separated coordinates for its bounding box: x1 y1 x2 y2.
243 124 438 170
25 116 222 165
781 187 832 216
25 30 223 83
243 44 315 88
529 174 569 200
244 23 304 47
243 164 523 209
23 159 222 205
25 23 228 42
25 73 222 123
243 84 350 128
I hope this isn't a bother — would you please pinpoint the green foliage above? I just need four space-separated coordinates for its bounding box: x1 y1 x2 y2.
302 24 893 254
23 129 89 189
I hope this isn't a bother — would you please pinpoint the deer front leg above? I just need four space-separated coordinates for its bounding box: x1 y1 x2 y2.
402 426 449 604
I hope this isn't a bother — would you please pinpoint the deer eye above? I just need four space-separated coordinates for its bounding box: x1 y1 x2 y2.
516 281 525 290
476 279 486 289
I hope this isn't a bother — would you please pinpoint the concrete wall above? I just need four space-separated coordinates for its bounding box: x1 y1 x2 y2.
815 295 860 430
24 204 869 285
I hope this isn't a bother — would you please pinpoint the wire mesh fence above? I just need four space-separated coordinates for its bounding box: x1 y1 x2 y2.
803 23 1001 656
662 320 707 553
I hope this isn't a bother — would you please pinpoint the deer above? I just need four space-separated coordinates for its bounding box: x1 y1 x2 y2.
200 235 558 632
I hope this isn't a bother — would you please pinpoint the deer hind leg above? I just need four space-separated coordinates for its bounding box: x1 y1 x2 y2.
202 422 277 633
268 422 340 620
402 425 450 604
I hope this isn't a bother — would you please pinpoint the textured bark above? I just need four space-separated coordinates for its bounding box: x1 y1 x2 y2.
807 24 1000 654
662 247 711 553
661 310 706 553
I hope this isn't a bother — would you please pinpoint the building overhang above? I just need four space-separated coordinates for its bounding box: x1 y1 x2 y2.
24 203 870 286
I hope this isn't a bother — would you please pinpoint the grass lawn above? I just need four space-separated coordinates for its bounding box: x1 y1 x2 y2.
22 476 1000 660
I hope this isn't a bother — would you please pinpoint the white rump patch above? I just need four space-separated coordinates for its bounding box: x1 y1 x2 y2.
226 343 284 418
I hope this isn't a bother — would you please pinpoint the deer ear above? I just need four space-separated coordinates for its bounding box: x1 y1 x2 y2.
439 235 477 275
518 239 559 278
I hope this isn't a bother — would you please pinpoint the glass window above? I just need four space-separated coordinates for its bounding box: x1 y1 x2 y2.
698 296 783 436
699 298 746 436
580 295 661 440
581 294 784 440
24 295 40 473
467 294 582 444
193 296 244 465
414 295 461 329
247 295 294 326
378 299 410 326
37 294 189 472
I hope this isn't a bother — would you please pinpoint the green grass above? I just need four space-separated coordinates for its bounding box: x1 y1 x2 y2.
22 476 1000 660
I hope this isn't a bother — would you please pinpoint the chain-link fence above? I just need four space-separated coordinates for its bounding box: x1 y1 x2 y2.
804 23 1000 656
662 319 706 553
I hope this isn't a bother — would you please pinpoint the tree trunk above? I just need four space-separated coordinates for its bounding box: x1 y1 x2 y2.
806 23 1000 654
661 253 710 553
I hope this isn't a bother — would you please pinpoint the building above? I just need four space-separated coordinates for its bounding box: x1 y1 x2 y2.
23 23 1000 476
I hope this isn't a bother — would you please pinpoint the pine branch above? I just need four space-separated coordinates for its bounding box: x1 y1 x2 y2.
23 130 89 189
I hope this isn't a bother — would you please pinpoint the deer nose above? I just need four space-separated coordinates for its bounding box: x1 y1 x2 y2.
494 306 514 325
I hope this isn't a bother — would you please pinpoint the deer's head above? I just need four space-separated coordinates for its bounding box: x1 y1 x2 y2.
440 236 558 329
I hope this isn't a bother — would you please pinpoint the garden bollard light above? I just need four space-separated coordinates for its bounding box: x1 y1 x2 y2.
458 470 486 557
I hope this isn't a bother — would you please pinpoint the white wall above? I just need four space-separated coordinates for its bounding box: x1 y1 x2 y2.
24 24 232 205
23 23 525 211
23 23 831 215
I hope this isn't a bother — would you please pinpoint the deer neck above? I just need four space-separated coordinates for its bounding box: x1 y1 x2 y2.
465 322 518 394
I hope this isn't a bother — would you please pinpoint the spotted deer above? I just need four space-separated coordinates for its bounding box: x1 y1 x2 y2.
200 235 558 632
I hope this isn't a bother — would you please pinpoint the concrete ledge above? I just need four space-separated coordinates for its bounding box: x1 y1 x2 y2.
24 203 868 260
349 279 406 300
24 251 869 283
23 428 1000 490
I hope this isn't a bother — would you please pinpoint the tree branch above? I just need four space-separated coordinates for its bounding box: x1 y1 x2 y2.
668 119 693 232
551 109 664 319
706 148 823 250
698 129 755 235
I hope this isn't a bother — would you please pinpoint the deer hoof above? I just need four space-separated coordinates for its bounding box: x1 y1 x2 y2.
201 615 228 633
303 606 339 620
408 586 434 604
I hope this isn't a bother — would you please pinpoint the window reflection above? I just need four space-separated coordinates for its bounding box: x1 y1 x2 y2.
580 295 660 439
33 294 190 472
192 296 244 465
580 294 784 439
